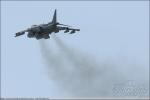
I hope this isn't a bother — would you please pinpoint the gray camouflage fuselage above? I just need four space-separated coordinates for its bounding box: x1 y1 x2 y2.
15 9 80 39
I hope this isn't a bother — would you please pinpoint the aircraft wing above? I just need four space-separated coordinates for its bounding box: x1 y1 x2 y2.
58 26 80 34
15 30 27 37
15 24 43 37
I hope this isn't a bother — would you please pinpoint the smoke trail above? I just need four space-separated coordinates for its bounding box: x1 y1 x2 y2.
39 35 149 98
39 34 124 98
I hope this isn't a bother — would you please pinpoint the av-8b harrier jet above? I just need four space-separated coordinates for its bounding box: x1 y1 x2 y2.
15 9 80 39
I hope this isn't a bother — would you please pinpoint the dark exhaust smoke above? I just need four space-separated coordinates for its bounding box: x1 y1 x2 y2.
38 35 126 98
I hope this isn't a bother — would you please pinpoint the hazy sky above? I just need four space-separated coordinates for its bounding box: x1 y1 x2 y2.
1 1 149 98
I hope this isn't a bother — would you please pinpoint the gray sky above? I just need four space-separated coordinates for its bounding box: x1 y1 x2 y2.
1 1 149 98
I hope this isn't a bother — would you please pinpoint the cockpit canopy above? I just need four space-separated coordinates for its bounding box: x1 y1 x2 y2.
31 25 38 28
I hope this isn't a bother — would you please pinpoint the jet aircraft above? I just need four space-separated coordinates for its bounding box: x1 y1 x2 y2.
15 9 80 39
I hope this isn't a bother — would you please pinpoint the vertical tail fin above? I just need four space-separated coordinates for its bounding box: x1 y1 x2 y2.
52 9 57 24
